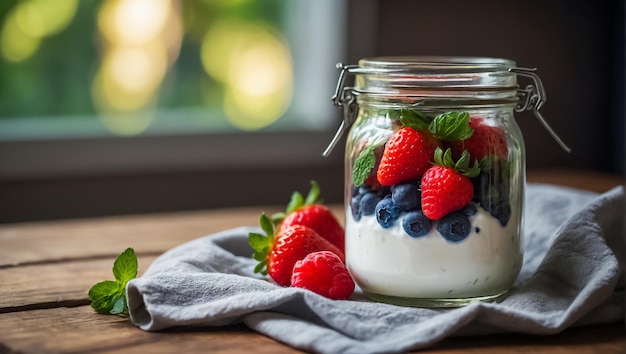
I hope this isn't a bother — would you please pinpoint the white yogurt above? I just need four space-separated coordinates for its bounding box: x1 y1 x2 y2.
345 205 522 299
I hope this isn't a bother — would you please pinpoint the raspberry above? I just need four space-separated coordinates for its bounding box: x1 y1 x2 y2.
291 251 355 300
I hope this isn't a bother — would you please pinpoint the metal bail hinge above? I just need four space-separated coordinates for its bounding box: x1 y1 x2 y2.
509 67 571 153
323 63 359 157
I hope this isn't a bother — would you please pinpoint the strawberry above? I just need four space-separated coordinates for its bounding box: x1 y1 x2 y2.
291 251 355 300
376 127 439 186
421 147 480 220
274 181 344 253
373 110 474 187
449 116 508 161
249 214 345 287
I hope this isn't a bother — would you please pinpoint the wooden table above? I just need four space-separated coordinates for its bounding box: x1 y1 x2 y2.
1 170 624 353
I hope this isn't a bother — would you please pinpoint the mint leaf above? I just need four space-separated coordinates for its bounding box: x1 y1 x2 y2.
352 145 376 186
399 109 431 131
88 280 123 314
110 296 126 315
113 247 138 284
429 111 473 141
89 248 138 315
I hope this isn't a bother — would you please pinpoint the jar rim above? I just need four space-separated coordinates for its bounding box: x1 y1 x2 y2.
358 56 517 72
351 56 519 96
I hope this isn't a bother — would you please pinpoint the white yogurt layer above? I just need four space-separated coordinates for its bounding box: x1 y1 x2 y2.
345 205 522 299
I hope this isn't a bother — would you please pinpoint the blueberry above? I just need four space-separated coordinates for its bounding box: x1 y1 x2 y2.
437 212 471 243
350 194 363 221
402 211 431 238
375 197 402 228
391 182 421 212
490 201 511 227
358 185 372 196
360 192 383 216
460 203 477 217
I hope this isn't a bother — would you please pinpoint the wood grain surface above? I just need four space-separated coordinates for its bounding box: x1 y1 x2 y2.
0 170 623 353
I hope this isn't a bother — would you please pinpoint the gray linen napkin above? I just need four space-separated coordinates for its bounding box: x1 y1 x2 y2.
127 184 625 353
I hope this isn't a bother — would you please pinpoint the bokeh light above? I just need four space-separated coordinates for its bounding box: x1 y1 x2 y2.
93 0 182 136
0 0 300 136
201 20 293 130
1 0 78 62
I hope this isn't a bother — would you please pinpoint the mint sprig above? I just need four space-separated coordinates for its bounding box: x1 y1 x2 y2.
88 247 138 315
429 111 473 141
352 145 377 187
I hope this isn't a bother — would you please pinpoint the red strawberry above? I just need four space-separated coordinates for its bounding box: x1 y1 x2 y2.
421 147 480 220
291 251 355 300
274 181 344 253
449 117 508 160
249 215 345 287
280 204 345 254
376 127 439 186
352 110 472 188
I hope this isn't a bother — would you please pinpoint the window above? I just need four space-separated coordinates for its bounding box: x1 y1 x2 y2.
0 0 347 179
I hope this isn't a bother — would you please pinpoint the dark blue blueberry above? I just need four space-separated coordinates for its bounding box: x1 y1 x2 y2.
437 212 471 243
460 203 477 217
402 211 431 238
358 185 372 196
375 197 402 229
350 194 364 221
391 182 421 212
360 192 383 216
490 201 511 227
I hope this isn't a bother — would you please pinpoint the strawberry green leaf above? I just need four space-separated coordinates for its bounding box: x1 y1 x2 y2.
285 191 304 215
433 146 445 166
433 147 480 178
352 145 376 186
249 214 276 275
429 111 473 141
455 148 470 168
259 214 274 240
399 109 431 131
270 212 286 224
284 180 323 215
304 180 321 205
254 261 268 275
248 232 269 251
253 250 268 262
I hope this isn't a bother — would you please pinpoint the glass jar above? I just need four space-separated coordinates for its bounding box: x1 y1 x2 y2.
325 56 568 307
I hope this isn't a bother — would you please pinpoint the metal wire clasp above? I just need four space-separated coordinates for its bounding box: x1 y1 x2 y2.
509 67 571 153
323 63 359 157
323 64 571 157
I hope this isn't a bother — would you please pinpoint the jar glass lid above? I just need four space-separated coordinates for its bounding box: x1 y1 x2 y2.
354 56 518 92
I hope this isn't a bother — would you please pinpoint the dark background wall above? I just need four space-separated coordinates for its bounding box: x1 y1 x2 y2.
349 0 625 173
0 0 623 223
